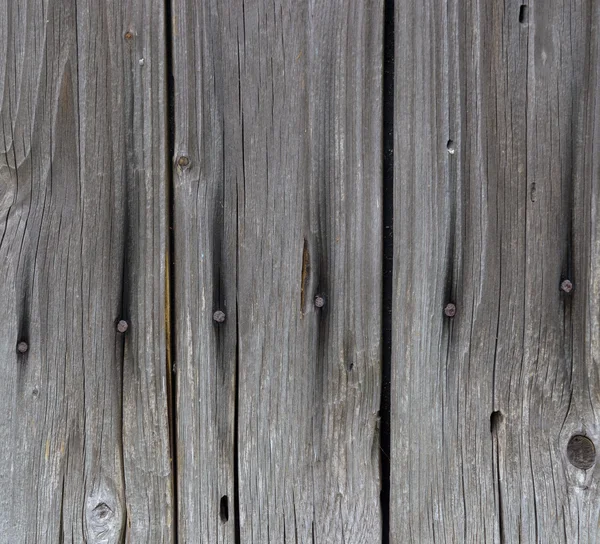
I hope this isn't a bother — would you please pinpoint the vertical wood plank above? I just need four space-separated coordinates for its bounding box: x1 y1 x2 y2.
172 0 239 541
392 0 600 541
0 1 172 541
173 1 383 541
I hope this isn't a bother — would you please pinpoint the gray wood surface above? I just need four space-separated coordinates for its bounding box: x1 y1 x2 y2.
172 1 384 542
392 0 600 542
7 0 599 541
0 1 173 542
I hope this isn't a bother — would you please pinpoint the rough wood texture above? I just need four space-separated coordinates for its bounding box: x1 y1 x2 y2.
172 1 383 542
0 1 173 541
392 0 600 541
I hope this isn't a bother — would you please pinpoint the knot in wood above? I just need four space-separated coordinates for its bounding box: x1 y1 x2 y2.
92 502 113 522
444 303 456 318
178 156 190 168
17 341 29 354
124 31 133 41
213 310 226 323
117 320 129 333
567 435 596 470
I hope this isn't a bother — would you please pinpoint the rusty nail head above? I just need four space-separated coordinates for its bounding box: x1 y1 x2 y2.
561 279 573 293
213 310 226 323
444 303 456 318
17 341 28 354
117 320 129 333
124 31 133 41
315 295 325 308
178 156 190 168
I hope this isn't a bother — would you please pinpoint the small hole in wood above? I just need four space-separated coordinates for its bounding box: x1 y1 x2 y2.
446 140 456 154
519 5 529 24
567 435 596 470
219 495 229 522
490 411 503 433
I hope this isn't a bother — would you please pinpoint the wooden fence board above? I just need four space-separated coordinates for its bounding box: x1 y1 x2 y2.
392 0 600 542
172 1 383 542
171 1 238 542
0 1 172 541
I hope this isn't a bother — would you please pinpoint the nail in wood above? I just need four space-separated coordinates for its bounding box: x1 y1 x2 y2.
117 320 129 333
213 310 226 323
444 303 456 318
560 279 573 293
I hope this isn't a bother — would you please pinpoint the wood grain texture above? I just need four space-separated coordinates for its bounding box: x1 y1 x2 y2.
172 1 383 542
0 1 173 542
392 0 600 542
172 0 239 541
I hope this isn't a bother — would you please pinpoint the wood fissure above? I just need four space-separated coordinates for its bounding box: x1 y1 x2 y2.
381 0 395 542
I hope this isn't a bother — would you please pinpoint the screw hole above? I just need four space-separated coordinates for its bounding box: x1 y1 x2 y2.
219 495 229 522
490 411 503 433
519 5 529 24
446 140 456 154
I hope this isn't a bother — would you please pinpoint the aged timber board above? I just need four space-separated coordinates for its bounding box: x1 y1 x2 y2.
172 1 384 542
0 1 173 541
392 0 600 542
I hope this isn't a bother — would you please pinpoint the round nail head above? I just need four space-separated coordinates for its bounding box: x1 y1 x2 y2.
17 341 28 354
444 303 456 318
213 311 226 323
567 435 596 470
561 279 573 293
117 320 129 333
315 295 325 308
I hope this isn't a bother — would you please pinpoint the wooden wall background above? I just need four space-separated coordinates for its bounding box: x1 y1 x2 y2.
0 0 598 542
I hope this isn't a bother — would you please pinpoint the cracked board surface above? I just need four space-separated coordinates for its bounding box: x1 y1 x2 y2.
0 0 173 541
392 0 600 541
172 1 384 542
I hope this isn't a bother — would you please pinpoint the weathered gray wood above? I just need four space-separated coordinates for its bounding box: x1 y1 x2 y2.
0 1 173 541
172 1 384 542
392 0 600 542
171 1 238 542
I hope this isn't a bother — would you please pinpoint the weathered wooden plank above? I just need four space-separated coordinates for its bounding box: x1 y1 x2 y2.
171 1 239 541
392 0 600 541
0 1 172 541
172 1 383 542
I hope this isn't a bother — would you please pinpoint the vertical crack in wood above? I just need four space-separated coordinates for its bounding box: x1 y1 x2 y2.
234 303 241 544
490 411 505 543
300 238 311 316
233 22 243 540
118 156 133 544
164 0 178 539
381 1 395 543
